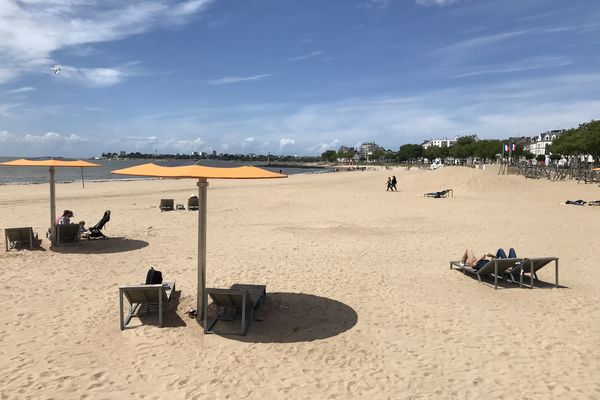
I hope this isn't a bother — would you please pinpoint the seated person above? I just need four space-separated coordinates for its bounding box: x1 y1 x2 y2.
460 248 517 270
57 209 74 225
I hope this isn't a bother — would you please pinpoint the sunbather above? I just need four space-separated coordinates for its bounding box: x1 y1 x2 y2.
461 248 517 270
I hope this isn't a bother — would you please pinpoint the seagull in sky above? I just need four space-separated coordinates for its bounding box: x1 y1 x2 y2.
51 65 61 74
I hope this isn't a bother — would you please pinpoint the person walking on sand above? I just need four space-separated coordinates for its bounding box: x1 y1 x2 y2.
386 177 392 191
391 176 398 191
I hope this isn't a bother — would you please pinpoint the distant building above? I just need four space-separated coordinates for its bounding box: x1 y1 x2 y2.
525 129 564 155
119 150 126 157
212 150 217 156
359 142 383 158
421 136 459 149
338 145 355 154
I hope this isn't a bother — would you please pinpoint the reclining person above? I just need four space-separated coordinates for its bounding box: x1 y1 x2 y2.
460 248 517 270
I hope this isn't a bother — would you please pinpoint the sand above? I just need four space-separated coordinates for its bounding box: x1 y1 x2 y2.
0 166 599 399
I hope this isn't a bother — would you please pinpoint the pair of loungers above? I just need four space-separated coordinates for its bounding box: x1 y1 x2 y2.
159 197 199 211
450 257 559 289
119 280 266 335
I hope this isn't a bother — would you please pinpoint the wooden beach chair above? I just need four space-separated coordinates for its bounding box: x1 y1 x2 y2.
119 281 176 330
204 284 266 336
450 258 523 289
56 224 81 246
424 189 453 198
159 199 174 211
187 196 199 211
4 227 38 251
507 257 559 289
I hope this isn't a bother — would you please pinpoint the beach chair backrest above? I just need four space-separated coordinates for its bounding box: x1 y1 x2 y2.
188 196 199 207
208 288 253 309
477 258 523 275
122 285 168 304
160 199 174 210
5 227 34 250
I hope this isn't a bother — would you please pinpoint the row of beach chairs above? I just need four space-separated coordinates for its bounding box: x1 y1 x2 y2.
450 257 559 289
119 277 266 335
159 197 199 212
4 225 81 251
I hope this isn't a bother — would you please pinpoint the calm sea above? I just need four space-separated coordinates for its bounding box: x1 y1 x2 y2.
0 158 327 185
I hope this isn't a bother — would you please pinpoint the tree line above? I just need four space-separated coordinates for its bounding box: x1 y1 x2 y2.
548 120 600 160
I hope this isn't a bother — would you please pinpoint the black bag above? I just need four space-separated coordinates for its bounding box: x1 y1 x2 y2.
145 267 163 284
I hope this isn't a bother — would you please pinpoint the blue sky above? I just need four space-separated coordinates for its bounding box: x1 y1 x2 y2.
1 0 599 157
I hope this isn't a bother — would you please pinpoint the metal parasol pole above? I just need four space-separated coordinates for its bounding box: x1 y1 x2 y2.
49 166 56 244
197 178 209 320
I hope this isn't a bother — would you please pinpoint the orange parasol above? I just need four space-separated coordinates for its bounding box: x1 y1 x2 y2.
111 163 286 319
0 158 101 244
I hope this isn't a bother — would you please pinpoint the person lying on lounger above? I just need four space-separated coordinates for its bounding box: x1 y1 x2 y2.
460 248 517 270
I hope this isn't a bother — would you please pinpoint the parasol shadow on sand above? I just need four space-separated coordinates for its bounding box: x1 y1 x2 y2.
50 237 149 254
199 292 358 343
110 162 287 320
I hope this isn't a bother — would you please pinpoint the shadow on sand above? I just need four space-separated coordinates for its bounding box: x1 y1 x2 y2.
124 290 187 329
51 237 149 254
202 292 358 343
456 271 568 289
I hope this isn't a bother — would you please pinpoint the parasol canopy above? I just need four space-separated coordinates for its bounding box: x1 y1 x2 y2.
110 162 286 321
0 158 101 245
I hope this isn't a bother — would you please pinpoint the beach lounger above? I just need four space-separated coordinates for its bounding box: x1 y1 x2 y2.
188 196 199 211
425 189 453 198
507 257 559 289
119 281 176 330
55 224 81 246
204 284 266 336
159 199 174 212
4 227 39 251
450 258 523 289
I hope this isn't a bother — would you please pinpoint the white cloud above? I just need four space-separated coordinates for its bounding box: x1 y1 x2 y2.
0 0 214 85
279 138 295 150
245 137 255 142
7 86 36 94
206 74 272 85
287 50 323 62
360 0 389 9
416 0 463 6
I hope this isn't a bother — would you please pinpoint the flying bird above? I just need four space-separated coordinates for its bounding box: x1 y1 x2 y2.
51 65 61 74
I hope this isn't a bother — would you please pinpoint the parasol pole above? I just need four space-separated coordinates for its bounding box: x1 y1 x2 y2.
49 166 56 244
197 178 209 320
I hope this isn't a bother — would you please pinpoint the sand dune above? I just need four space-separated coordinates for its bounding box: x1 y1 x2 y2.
1 166 599 399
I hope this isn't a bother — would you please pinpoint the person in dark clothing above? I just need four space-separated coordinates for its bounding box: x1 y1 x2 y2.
461 248 517 270
386 177 392 191
391 176 397 191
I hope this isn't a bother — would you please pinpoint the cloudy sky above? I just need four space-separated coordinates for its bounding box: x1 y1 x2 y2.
1 0 599 157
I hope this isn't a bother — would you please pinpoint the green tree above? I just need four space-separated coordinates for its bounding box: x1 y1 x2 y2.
321 150 337 162
398 144 423 162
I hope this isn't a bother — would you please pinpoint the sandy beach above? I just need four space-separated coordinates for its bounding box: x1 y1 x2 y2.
1 166 599 399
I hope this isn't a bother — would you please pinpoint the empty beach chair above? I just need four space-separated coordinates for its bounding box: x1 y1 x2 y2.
204 284 266 336
188 196 199 211
424 189 453 198
4 227 40 251
508 257 559 289
119 281 176 330
450 258 522 289
56 224 81 246
159 199 174 211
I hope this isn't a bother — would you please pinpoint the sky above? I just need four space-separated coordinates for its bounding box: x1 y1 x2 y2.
0 0 599 157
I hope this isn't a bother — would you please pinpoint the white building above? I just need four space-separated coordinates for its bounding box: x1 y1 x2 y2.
526 130 564 156
421 136 459 149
